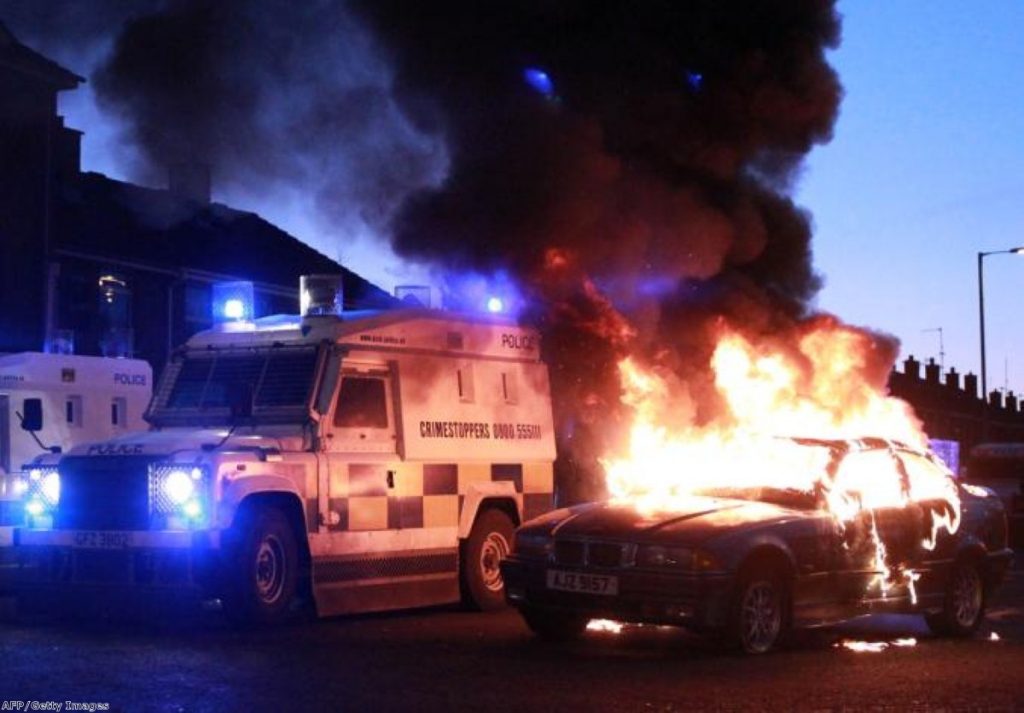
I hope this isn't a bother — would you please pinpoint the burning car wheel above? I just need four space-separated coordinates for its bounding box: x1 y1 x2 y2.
461 508 515 611
926 559 986 637
520 606 588 641
224 504 299 625
730 568 788 654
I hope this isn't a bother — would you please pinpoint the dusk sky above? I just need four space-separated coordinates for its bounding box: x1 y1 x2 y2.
10 1 1023 396
798 1 1024 397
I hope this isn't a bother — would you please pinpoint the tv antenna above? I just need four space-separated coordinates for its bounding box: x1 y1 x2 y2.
922 327 945 371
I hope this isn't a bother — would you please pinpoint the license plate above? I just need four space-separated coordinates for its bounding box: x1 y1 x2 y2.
71 531 133 549
546 569 619 596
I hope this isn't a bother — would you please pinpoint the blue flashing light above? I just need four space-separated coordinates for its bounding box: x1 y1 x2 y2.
212 280 255 323
26 500 45 517
223 299 245 320
524 67 555 98
685 70 703 91
486 296 505 313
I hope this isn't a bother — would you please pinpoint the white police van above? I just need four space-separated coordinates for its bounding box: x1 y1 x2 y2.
1 277 556 622
0 352 151 532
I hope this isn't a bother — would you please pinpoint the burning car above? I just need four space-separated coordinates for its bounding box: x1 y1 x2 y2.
501 438 1013 654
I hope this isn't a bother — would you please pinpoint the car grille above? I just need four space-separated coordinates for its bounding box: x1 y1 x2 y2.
553 539 632 568
55 456 160 531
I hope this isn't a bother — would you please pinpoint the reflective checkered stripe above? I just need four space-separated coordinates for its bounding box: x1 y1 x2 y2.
311 460 552 614
324 461 554 532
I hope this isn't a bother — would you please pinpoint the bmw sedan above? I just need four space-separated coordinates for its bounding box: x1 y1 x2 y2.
501 439 1014 653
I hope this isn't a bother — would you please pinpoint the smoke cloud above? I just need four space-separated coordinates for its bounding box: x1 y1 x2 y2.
7 2 890 501
2 0 447 266
351 1 855 498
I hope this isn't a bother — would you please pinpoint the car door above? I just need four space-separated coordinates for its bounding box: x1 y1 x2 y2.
829 447 927 602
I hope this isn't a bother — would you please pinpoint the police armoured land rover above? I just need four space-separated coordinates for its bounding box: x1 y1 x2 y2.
0 276 556 622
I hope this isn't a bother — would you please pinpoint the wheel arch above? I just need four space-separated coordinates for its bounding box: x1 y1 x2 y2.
458 483 521 538
736 542 798 584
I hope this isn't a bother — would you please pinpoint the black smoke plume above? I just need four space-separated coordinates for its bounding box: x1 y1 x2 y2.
352 0 846 499
8 1 853 501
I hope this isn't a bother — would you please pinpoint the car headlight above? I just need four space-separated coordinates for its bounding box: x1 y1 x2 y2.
149 464 208 526
636 545 694 569
513 531 554 559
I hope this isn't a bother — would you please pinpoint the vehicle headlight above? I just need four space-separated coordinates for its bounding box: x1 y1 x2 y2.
636 545 694 569
22 467 61 507
149 465 208 526
16 467 60 527
513 531 554 559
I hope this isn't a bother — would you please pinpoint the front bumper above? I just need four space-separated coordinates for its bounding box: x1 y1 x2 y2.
0 527 221 595
500 555 734 629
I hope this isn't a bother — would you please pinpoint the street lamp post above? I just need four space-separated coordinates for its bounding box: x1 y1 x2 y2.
977 246 1024 439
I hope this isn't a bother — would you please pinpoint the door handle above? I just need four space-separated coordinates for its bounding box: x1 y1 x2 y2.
386 470 395 489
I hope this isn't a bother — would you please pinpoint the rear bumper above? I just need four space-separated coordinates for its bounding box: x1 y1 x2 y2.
0 527 221 595
500 555 734 629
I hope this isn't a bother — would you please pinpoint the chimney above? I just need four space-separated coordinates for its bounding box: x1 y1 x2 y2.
903 355 920 380
924 358 940 384
168 162 211 205
964 372 978 399
944 367 960 390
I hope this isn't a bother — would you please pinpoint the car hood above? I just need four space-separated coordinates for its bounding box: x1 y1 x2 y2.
546 496 812 544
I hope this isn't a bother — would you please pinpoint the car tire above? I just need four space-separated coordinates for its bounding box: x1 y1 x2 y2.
520 606 588 641
222 504 300 625
461 508 515 611
925 558 986 637
728 566 789 655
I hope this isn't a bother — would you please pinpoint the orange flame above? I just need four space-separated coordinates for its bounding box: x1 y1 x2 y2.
603 320 961 600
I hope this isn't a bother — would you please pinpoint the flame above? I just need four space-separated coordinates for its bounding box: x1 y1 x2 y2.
603 320 961 601
586 619 625 634
837 637 917 653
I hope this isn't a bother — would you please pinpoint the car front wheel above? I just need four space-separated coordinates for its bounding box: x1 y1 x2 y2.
729 568 789 654
926 559 986 637
223 504 300 625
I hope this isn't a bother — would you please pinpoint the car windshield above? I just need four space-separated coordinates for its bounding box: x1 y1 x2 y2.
148 345 320 426
693 486 821 510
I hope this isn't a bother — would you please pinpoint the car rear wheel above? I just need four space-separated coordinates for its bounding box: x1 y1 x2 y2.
520 606 588 641
925 559 986 637
729 567 789 654
461 508 515 611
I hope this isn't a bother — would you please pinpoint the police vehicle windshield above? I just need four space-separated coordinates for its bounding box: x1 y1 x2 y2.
148 345 319 426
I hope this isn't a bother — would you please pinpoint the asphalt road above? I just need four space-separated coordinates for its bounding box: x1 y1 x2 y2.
1 563 1022 713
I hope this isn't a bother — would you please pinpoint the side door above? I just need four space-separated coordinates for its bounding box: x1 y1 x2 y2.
324 363 400 532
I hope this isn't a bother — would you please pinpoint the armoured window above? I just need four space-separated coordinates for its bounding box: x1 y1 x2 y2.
334 377 388 429
164 347 317 411
457 363 475 403
111 397 127 427
66 395 83 427
501 372 518 404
